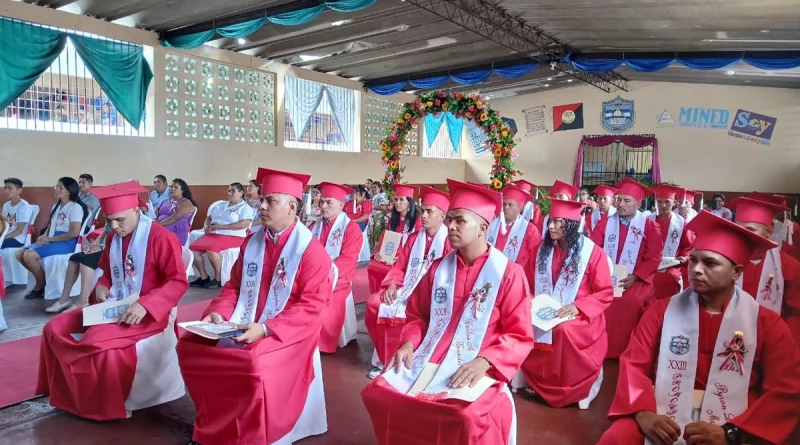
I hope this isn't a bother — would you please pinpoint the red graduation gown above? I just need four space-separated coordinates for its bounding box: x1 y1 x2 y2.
493 219 542 267
177 224 332 445
361 248 534 445
520 242 614 407
590 216 663 358
742 250 800 347
36 223 188 420
316 216 362 353
652 213 695 301
583 209 611 233
365 230 453 365
598 297 800 445
531 204 543 234
367 216 423 293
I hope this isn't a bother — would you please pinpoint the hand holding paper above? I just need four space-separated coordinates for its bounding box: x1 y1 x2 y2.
531 294 575 332
378 231 403 262
612 265 629 297
83 293 139 326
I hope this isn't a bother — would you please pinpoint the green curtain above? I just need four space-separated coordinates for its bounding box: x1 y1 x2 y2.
71 35 153 129
0 18 67 110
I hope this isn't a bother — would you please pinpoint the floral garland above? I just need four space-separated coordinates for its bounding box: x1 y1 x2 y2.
380 91 520 193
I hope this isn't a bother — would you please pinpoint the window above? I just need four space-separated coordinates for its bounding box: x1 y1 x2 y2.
363 95 418 155
580 138 654 186
163 52 276 144
422 115 465 159
284 76 357 152
0 24 154 137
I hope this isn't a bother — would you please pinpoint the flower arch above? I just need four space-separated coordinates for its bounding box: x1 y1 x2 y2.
380 91 520 194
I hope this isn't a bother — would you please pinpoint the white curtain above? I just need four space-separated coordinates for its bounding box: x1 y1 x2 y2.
285 76 355 146
324 84 355 146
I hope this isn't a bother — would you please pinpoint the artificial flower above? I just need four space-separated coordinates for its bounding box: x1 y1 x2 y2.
491 178 502 189
390 161 398 169
404 113 411 119
501 130 508 137
477 101 484 109
426 101 433 107
442 103 449 111
435 99 441 106
397 118 404 124
480 112 488 122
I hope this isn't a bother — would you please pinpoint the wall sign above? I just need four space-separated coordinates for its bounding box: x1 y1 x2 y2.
678 107 730 130
523 105 546 136
728 109 777 146
553 103 584 132
601 96 635 133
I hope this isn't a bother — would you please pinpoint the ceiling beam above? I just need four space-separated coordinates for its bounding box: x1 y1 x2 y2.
159 0 325 40
404 0 628 93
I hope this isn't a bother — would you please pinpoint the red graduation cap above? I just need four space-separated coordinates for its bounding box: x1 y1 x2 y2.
420 186 450 212
93 181 147 216
593 185 618 198
501 184 533 206
688 210 777 266
615 178 653 202
750 191 789 207
549 199 584 222
677 188 697 204
728 196 788 227
318 182 353 203
652 184 682 201
512 179 536 194
393 184 416 199
446 179 503 223
468 182 489 189
256 168 311 200
549 180 579 200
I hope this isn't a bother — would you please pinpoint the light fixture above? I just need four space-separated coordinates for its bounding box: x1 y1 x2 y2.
544 84 550 87
760 30 770 33
546 77 553 81
703 38 800 43
567 79 574 82
331 20 350 26
237 38 246 45
724 70 735 75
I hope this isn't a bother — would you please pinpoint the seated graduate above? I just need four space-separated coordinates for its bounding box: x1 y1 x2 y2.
177 168 332 445
37 181 188 420
365 186 452 379
597 211 800 445
361 179 534 445
512 179 543 229
487 183 542 266
520 199 613 409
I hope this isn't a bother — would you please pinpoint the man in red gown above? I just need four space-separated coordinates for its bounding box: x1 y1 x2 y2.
539 180 580 234
367 184 422 293
37 181 188 420
311 182 362 352
487 184 542 266
750 191 800 261
589 178 663 358
728 196 800 347
365 186 452 379
585 185 617 233
597 211 800 445
362 179 534 445
177 168 332 445
649 185 695 301
513 179 543 229
520 199 613 409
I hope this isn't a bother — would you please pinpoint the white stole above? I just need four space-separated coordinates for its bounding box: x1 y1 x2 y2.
312 212 350 260
109 214 153 301
378 225 448 320
648 212 685 269
230 219 313 324
533 237 595 345
771 217 793 248
591 206 616 231
540 215 550 239
487 215 528 262
735 247 784 314
604 212 646 272
651 288 758 445
382 248 508 400
522 201 534 222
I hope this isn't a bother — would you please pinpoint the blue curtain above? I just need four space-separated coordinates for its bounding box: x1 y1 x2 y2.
323 83 355 145
161 0 376 49
71 35 153 129
679 57 739 71
444 112 464 153
424 112 446 147
0 19 67 110
567 52 800 73
369 63 537 95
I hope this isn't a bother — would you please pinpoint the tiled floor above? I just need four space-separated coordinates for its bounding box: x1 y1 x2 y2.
0 278 616 445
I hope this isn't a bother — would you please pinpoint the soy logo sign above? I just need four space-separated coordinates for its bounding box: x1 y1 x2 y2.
728 109 777 146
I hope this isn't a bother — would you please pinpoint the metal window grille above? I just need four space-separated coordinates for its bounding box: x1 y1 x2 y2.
580 136 654 186
284 77 357 152
0 18 154 137
363 95 418 156
422 119 464 159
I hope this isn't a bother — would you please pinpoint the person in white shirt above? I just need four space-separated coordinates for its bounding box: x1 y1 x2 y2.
189 183 255 289
16 177 87 299
2 178 32 248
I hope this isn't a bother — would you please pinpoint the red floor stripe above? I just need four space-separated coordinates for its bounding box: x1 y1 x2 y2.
352 268 370 304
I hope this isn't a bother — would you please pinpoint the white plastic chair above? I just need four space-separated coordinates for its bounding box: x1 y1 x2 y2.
337 263 357 348
28 210 96 300
187 200 240 285
181 246 193 279
1 204 39 286
183 207 200 248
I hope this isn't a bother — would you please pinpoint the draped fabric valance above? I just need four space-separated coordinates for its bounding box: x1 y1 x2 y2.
0 17 153 129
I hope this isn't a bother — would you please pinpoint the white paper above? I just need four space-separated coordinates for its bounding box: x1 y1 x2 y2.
446 376 497 402
658 257 681 271
613 264 628 297
530 294 574 332
178 321 244 340
379 230 403 261
82 293 139 326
